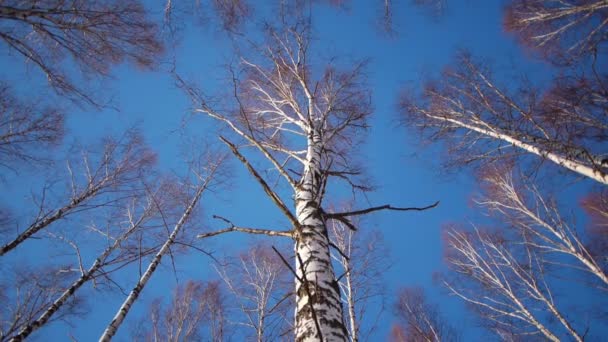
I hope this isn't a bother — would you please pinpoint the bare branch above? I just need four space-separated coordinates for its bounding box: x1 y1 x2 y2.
325 201 439 218
0 0 163 105
220 136 300 229
197 215 293 239
1 132 155 256
99 155 224 341
504 0 608 63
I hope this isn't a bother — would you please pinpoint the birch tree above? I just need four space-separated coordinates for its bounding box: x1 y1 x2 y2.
478 165 608 287
403 0 608 185
99 154 225 341
182 15 437 341
440 165 608 340
504 0 608 63
0 84 63 170
0 132 155 256
131 280 226 342
0 0 162 105
329 217 389 342
581 189 608 266
0 266 85 342
216 243 292 341
7 180 167 342
402 53 608 184
443 226 589 341
391 287 459 342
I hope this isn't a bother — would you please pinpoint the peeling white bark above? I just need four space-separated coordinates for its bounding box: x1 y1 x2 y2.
294 130 348 342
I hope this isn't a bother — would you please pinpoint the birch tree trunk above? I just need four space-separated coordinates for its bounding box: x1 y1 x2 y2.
294 130 348 341
99 170 214 341
9 202 152 342
402 54 608 185
187 15 433 342
1 134 153 256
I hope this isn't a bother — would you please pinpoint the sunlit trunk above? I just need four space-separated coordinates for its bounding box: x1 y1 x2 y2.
99 183 206 342
433 114 608 185
343 254 358 342
294 129 348 341
12 250 108 341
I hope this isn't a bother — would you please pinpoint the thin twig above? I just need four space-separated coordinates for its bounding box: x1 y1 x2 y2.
329 241 350 261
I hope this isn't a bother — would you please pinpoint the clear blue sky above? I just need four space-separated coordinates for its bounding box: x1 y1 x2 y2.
1 0 603 340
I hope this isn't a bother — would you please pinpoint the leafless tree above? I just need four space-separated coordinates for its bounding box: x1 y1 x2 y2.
582 189 608 231
131 280 226 342
581 188 608 266
162 0 252 38
443 226 587 342
0 131 156 256
328 217 389 342
0 266 85 342
392 287 459 342
389 324 408 342
0 0 163 105
402 53 608 184
211 0 251 32
181 15 437 340
7 179 171 342
216 243 292 341
0 84 63 170
504 0 608 63
437 164 608 340
99 153 226 341
477 165 608 287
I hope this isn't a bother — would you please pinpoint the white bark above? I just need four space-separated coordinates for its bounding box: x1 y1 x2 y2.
344 263 358 342
9 205 150 341
445 228 579 342
99 177 210 341
1 135 152 256
0 186 99 256
426 111 608 185
478 170 608 286
294 130 348 342
185 21 376 342
215 244 289 341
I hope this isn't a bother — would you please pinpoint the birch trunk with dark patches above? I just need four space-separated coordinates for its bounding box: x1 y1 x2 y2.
9 209 149 341
294 129 348 341
183 17 390 342
0 186 100 256
402 54 608 185
99 180 208 341
1 133 154 256
10 261 98 342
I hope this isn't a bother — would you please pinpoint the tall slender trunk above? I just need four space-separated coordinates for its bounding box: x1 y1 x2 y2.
343 251 358 342
9 212 148 341
0 186 100 256
430 113 608 184
99 183 206 342
294 130 348 341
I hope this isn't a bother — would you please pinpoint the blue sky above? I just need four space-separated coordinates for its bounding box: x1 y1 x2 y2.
1 0 604 340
